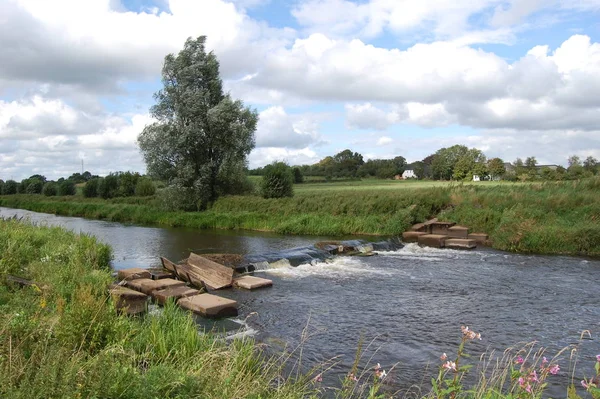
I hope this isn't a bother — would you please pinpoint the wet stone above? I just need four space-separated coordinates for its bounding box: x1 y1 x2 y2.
418 234 448 248
153 285 201 305
178 293 238 318
234 275 273 290
126 278 186 296
117 267 151 281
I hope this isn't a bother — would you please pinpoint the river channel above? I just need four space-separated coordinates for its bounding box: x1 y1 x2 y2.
2 206 599 396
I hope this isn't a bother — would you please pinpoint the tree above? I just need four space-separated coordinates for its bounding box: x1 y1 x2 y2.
332 149 364 178
412 161 425 179
83 178 99 198
567 155 581 168
138 36 258 211
583 156 598 174
57 180 76 196
488 158 506 180
42 182 57 196
431 145 469 180
292 167 304 184
3 180 18 195
135 177 156 196
261 162 294 199
524 156 538 179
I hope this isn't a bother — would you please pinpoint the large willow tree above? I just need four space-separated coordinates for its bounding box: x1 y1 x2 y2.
138 36 258 210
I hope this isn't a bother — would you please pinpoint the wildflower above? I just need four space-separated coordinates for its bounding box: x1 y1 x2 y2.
377 370 387 380
442 361 457 371
548 364 560 375
529 370 538 383
440 353 447 361
596 354 600 363
374 363 381 371
515 356 524 364
581 379 597 389
518 377 525 387
525 384 532 394
541 357 548 366
347 373 358 382
313 373 323 383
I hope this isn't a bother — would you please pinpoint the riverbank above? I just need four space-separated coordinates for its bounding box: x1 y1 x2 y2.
1 177 599 256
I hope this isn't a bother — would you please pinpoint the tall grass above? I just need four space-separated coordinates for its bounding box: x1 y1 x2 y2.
1 177 599 256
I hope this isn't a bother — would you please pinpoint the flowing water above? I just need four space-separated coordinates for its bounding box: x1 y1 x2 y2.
2 207 599 396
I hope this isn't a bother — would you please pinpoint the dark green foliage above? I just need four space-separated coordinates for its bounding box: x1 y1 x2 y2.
261 162 294 199
292 167 304 184
25 179 44 194
134 177 156 196
3 180 18 195
97 174 119 199
42 182 57 196
83 178 99 198
17 180 27 194
57 180 76 196
0 180 3 194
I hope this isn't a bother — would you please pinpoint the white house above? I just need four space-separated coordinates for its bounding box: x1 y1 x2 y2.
402 169 416 179
472 175 481 182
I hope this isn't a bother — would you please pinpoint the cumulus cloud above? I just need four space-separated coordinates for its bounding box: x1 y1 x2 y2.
248 147 320 168
376 136 393 146
255 106 323 148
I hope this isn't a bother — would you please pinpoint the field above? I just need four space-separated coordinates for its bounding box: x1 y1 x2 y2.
1 177 599 256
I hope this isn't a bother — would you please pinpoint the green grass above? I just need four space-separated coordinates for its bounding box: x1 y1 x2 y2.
1 177 599 256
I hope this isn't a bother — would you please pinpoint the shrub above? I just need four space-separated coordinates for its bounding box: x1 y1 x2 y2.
57 180 76 196
261 161 294 199
26 179 44 194
97 175 119 199
83 178 99 198
134 178 156 196
3 179 18 195
0 179 4 194
117 171 140 197
42 182 58 196
293 167 304 184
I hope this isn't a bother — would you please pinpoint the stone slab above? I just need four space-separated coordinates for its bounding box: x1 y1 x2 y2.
431 222 456 235
117 267 151 281
468 233 489 244
410 223 427 232
178 293 238 318
153 285 201 305
445 238 477 249
418 234 447 248
148 269 174 280
109 284 148 315
126 278 186 296
234 275 273 290
402 231 428 242
448 225 469 238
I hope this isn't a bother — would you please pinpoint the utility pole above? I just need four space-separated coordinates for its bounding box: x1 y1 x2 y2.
81 159 84 174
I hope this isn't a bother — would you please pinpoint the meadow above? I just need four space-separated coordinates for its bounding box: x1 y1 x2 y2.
1 177 599 256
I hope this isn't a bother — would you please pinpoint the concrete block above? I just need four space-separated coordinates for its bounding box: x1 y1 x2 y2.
418 234 448 248
468 233 489 244
410 222 427 232
126 278 186 296
445 238 477 249
402 231 428 242
148 269 174 280
431 222 456 235
117 267 151 281
234 275 273 290
178 293 238 318
109 285 148 315
153 285 201 305
448 225 469 238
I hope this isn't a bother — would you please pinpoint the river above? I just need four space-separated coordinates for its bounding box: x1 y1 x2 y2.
2 206 599 396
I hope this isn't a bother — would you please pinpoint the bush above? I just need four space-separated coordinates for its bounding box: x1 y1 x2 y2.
42 182 58 196
261 161 294 199
118 171 140 197
57 180 76 196
97 175 119 199
26 179 44 194
3 180 18 195
83 178 99 198
293 167 304 184
134 178 156 196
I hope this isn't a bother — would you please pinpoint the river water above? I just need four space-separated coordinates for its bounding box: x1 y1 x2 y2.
2 207 599 396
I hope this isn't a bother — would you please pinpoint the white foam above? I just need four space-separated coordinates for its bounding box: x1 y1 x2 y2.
225 319 259 340
377 243 481 261
263 256 392 279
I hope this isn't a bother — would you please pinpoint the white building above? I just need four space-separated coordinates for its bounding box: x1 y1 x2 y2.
402 169 416 179
472 175 481 182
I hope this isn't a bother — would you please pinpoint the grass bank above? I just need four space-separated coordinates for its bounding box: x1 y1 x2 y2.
1 177 599 256
0 218 320 398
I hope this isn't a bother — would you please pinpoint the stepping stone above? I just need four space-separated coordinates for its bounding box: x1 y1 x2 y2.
430 221 456 235
468 233 489 244
448 225 469 238
234 275 273 290
178 293 238 318
126 278 186 296
418 234 448 248
109 284 148 315
445 238 477 249
402 231 427 243
117 267 151 281
410 222 427 232
148 269 174 280
153 285 201 305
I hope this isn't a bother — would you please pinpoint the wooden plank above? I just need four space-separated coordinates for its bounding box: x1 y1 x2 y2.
160 257 178 273
186 253 234 290
6 275 34 288
202 254 243 268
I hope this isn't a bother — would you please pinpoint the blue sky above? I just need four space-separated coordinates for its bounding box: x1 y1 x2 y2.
1 0 600 180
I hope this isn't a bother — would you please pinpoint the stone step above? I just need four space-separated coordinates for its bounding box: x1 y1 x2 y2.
109 284 148 315
178 293 238 318
402 231 428 242
234 275 273 290
445 238 477 249
448 225 469 238
417 234 448 248
117 267 151 281
153 285 201 305
126 278 186 296
149 269 174 280
468 233 489 244
430 221 456 235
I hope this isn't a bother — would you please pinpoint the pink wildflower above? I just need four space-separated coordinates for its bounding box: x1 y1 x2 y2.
596 354 600 363
529 370 539 383
374 363 381 371
515 356 524 365
440 353 448 361
348 372 358 382
525 384 532 393
313 374 323 383
549 364 560 375
442 361 457 371
375 369 387 380
541 357 548 365
581 380 589 389
518 377 525 387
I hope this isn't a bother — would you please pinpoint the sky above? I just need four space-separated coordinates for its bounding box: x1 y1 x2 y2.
1 0 600 180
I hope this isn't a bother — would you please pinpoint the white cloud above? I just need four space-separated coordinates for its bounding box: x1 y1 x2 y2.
255 106 323 148
376 136 393 146
346 103 403 130
248 147 320 168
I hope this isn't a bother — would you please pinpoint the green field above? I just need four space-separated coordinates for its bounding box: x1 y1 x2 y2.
1 177 599 256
